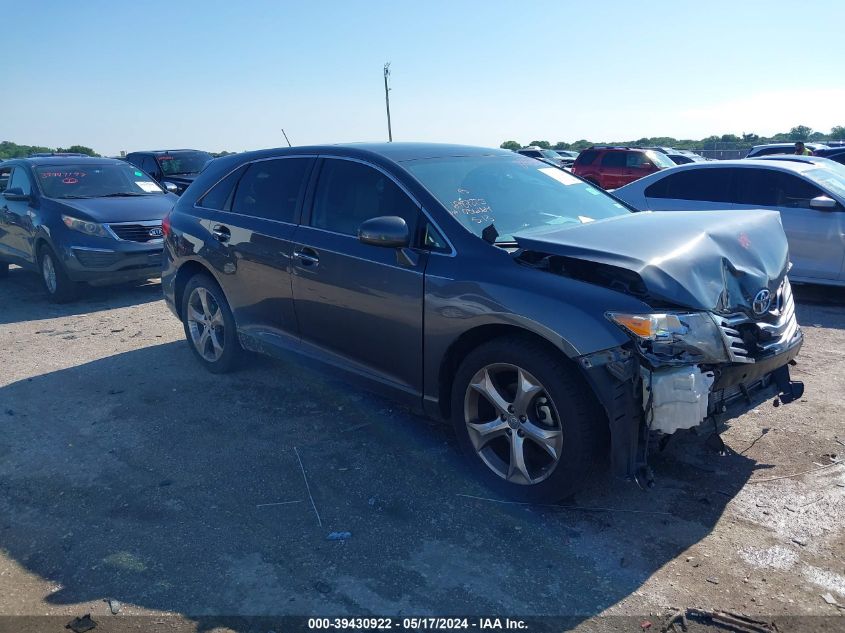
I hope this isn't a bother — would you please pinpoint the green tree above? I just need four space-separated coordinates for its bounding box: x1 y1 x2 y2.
569 139 593 150
528 140 551 149
720 134 741 143
553 141 571 150
499 140 521 151
742 132 759 142
830 126 845 140
56 145 99 157
789 125 812 141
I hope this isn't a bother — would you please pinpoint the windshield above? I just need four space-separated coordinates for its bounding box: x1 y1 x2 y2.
35 163 166 198
645 150 676 169
158 151 213 175
805 166 845 198
405 154 631 243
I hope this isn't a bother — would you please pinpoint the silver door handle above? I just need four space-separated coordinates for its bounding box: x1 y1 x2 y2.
294 249 319 265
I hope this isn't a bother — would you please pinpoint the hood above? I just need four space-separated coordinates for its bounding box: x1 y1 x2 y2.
53 194 177 223
514 210 789 314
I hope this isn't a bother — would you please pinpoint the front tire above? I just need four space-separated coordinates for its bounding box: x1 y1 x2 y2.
451 337 605 502
38 245 79 303
181 273 242 374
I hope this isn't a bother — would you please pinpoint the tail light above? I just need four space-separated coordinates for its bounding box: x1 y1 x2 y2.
161 211 171 237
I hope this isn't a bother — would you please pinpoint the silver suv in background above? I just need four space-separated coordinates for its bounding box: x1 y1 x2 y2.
613 157 845 286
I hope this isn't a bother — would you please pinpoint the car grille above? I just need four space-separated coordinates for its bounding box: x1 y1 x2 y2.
713 278 800 364
108 222 163 242
72 249 121 268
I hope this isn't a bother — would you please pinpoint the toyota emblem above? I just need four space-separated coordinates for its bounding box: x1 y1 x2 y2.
752 289 771 315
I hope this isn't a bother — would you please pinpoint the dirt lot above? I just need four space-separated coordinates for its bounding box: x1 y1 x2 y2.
1 265 844 632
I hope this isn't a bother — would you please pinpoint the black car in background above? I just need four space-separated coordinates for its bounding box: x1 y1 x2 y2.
161 143 804 501
125 149 213 195
0 157 177 301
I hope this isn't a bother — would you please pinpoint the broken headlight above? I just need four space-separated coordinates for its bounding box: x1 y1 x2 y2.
607 311 729 364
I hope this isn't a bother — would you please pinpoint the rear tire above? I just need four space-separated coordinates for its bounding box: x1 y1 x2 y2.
451 337 605 502
181 273 242 374
38 245 79 303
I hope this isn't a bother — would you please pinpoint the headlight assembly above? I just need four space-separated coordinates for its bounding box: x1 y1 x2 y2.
607 311 729 364
61 215 112 239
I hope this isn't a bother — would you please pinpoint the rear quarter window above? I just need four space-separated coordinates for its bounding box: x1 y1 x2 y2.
197 165 248 210
645 168 734 202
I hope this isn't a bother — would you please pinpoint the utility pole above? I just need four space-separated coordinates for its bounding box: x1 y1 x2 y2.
383 62 393 142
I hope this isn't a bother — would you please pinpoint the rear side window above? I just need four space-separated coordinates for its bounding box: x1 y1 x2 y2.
575 150 598 165
198 165 247 210
645 168 733 202
310 159 419 236
231 158 314 222
600 152 626 167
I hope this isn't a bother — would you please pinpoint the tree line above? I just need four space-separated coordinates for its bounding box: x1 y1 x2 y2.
0 141 100 159
500 125 845 152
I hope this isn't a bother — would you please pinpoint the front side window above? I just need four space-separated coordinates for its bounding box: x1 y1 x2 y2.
645 168 733 202
311 159 419 236
778 173 824 207
231 158 313 222
9 167 33 195
405 154 630 244
34 163 166 198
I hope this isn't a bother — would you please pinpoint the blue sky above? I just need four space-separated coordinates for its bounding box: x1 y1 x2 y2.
3 0 843 155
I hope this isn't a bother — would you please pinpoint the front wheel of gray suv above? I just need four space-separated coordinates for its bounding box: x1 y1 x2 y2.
451 337 605 502
181 273 242 374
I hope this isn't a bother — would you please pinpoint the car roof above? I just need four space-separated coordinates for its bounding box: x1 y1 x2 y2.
129 149 207 155
750 142 829 150
215 142 514 165
8 156 127 167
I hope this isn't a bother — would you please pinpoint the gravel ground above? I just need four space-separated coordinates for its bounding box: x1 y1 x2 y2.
1 266 844 632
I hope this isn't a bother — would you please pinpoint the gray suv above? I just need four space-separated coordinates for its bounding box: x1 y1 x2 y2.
161 143 804 501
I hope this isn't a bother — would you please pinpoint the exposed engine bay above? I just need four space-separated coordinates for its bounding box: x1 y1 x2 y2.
513 209 806 483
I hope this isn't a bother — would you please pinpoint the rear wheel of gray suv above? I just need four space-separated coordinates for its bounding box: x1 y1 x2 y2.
38 245 78 303
182 273 242 374
451 337 604 502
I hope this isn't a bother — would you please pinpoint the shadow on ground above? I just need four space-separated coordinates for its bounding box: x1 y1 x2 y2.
0 266 162 325
0 339 762 630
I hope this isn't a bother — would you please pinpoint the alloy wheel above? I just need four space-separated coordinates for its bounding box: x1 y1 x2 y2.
186 287 225 362
42 253 57 294
463 363 563 485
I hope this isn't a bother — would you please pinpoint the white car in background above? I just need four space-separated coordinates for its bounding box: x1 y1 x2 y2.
613 157 845 286
745 142 829 158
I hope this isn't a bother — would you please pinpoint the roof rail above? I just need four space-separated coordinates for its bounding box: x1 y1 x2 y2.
588 145 631 150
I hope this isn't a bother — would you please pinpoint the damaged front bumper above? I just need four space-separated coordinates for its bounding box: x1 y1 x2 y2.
578 280 804 483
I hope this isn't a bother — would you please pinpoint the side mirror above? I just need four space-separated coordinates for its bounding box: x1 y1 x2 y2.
163 181 179 193
3 187 30 202
810 195 837 210
358 216 410 248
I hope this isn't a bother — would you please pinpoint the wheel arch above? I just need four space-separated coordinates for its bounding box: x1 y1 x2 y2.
436 324 588 421
173 259 221 320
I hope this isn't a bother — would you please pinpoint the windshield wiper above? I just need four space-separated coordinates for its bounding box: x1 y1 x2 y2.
99 192 151 197
58 195 93 199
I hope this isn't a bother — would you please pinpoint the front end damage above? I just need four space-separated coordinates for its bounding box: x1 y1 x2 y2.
513 209 806 484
